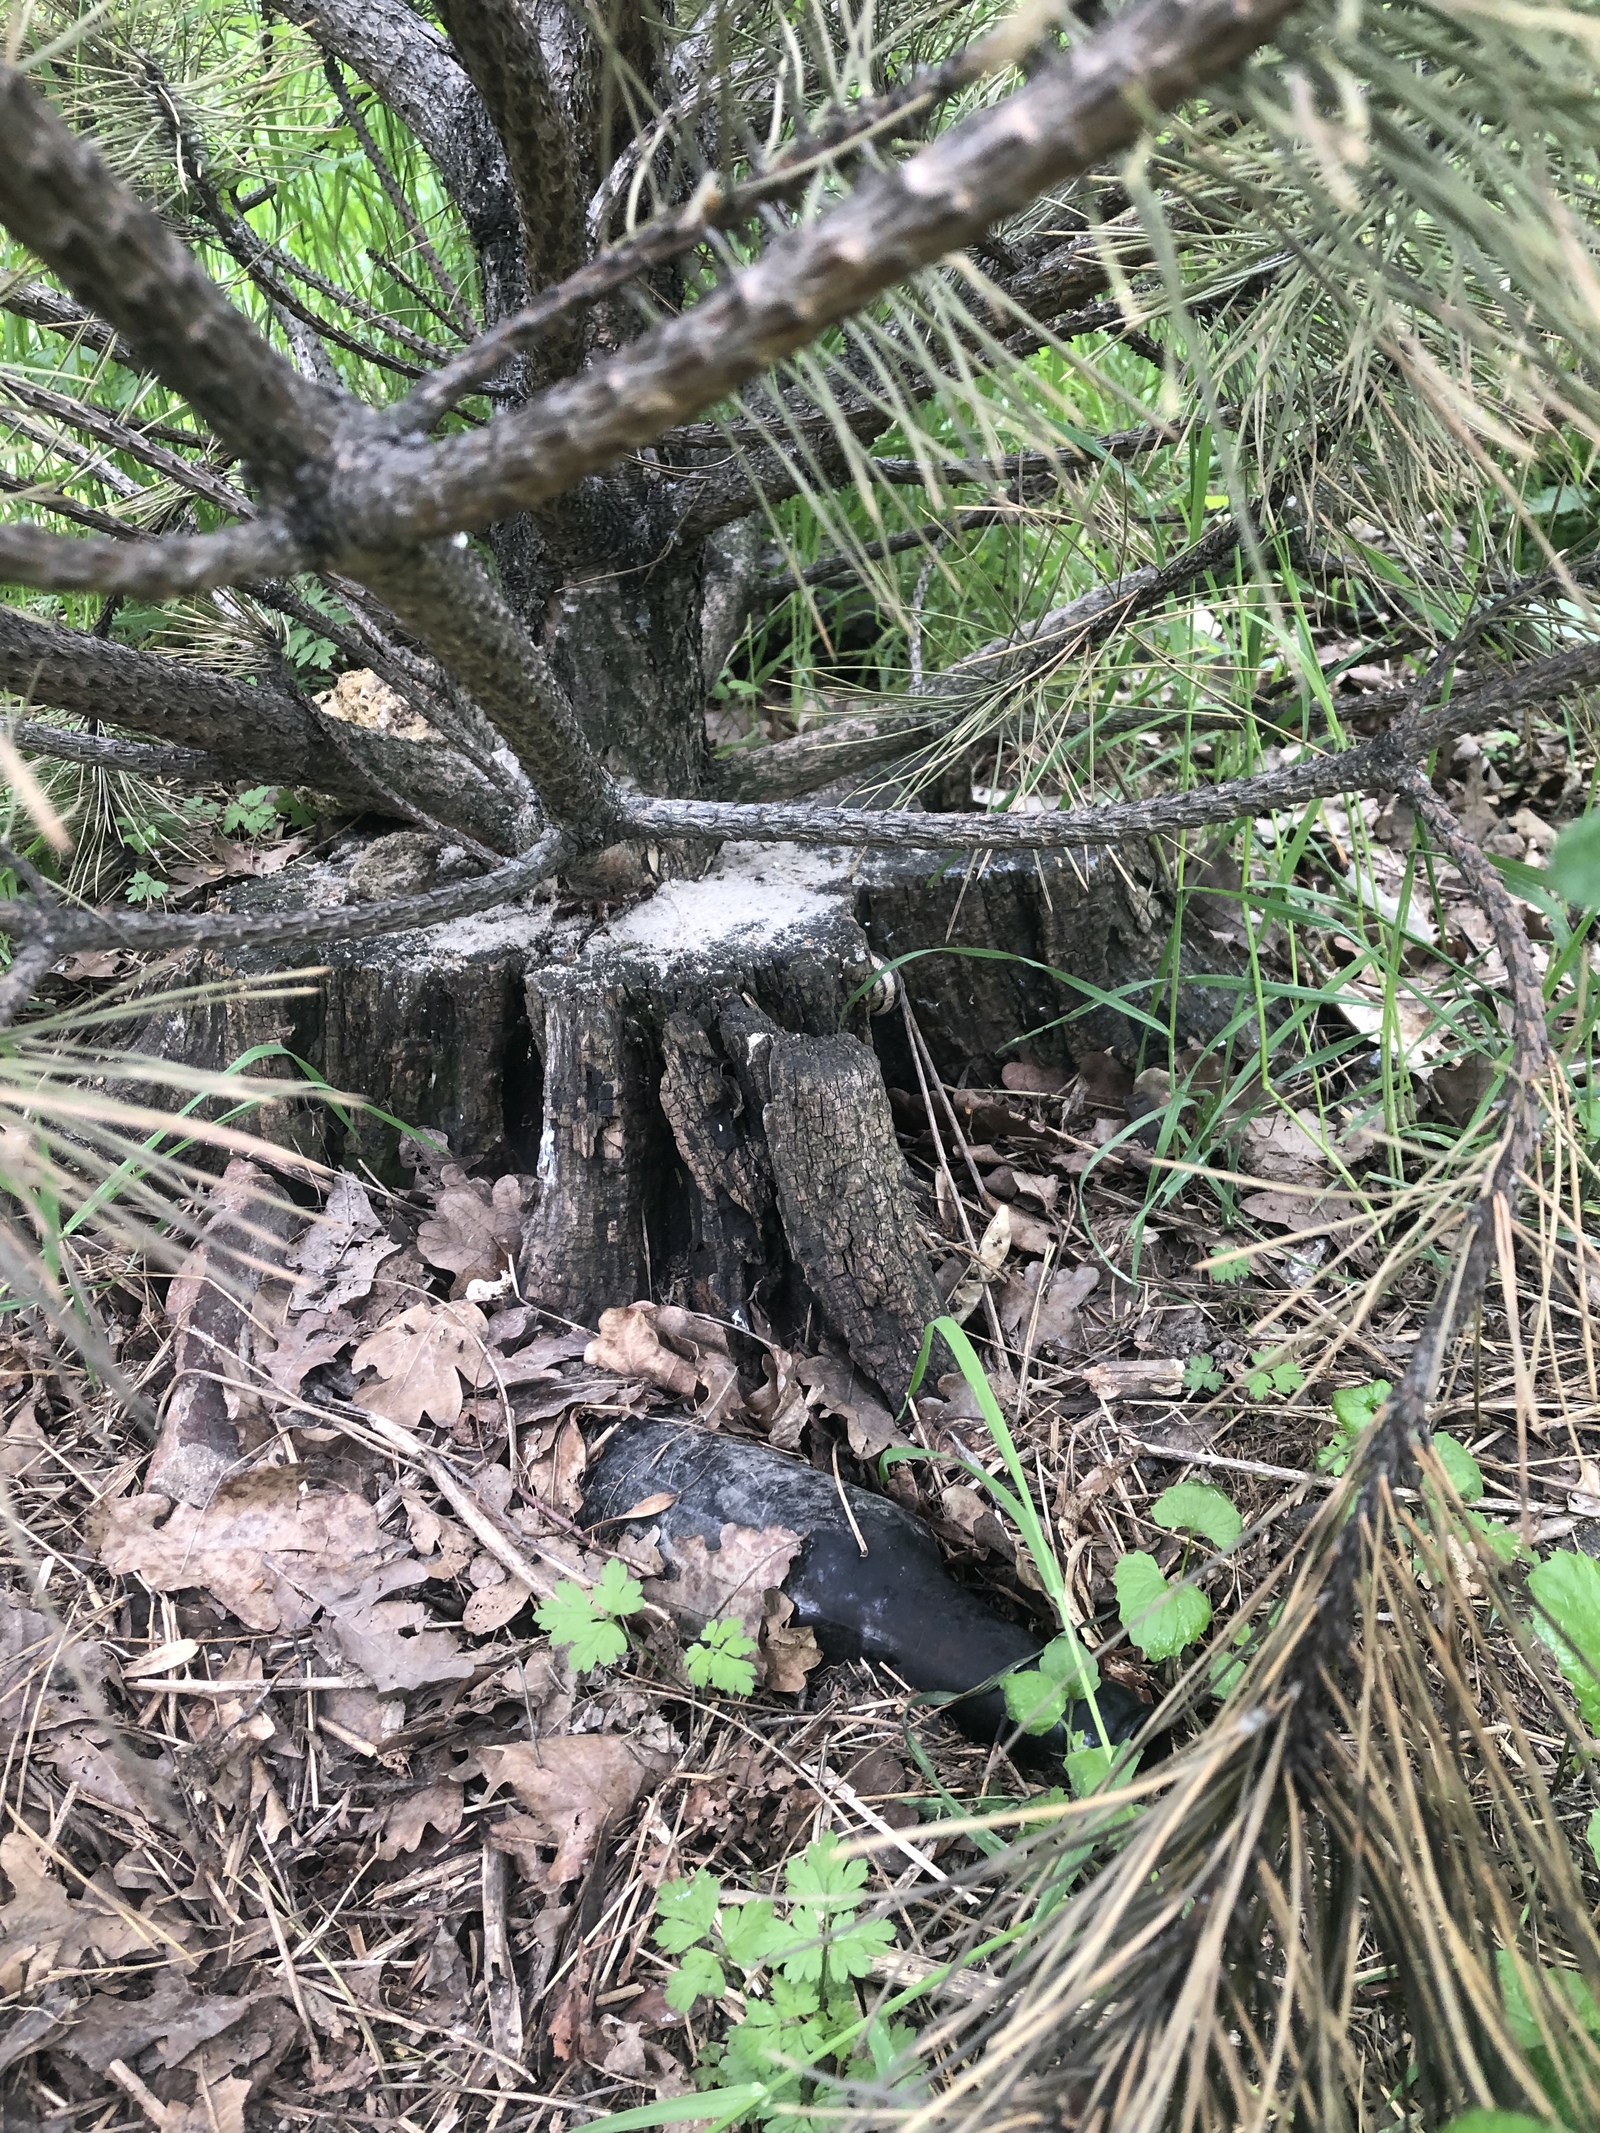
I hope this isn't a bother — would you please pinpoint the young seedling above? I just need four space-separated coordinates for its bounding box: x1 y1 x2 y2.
532 1556 643 1673
684 1616 759 1694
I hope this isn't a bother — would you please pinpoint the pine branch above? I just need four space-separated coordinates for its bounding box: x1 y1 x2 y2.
434 0 586 368
1 373 250 516
9 722 237 785
0 830 567 954
0 277 128 363
264 0 527 322
0 66 332 488
338 0 1311 551
0 517 299 597
324 56 478 338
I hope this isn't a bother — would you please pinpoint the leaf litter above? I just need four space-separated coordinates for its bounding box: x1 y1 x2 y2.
9 904 1600 2133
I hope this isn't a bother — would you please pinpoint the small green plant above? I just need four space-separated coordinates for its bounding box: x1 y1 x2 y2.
1002 1628 1101 1738
684 1617 759 1694
533 1557 643 1673
653 1838 911 2123
223 785 283 839
1245 1350 1304 1402
1316 1378 1392 1472
1183 1353 1224 1393
1495 1944 1600 2127
1114 1550 1211 1662
1527 1550 1600 1729
1440 2115 1569 2133
1152 1481 1242 1551
1209 1249 1250 1285
123 869 168 905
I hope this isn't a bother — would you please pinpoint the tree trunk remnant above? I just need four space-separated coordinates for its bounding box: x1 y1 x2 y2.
139 831 1239 1402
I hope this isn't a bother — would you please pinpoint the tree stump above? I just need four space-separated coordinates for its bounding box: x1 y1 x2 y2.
135 833 1238 1401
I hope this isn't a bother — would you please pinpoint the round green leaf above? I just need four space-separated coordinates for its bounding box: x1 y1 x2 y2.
1037 1631 1100 1697
1152 1481 1243 1550
1550 810 1600 906
1113 1550 1212 1662
1004 1670 1068 1735
1433 1432 1485 1503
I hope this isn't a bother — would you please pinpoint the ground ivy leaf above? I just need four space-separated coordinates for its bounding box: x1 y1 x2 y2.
1113 1550 1212 1661
1003 1670 1067 1735
1432 1432 1484 1502
1151 1481 1242 1550
1037 1630 1099 1697
1528 1549 1600 1728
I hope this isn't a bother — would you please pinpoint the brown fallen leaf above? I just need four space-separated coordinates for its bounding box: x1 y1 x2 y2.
645 1521 803 1639
481 1736 668 1885
1432 1054 1498 1128
746 1348 808 1450
795 1354 898 1459
352 1298 492 1427
378 1778 464 1858
100 1469 386 1634
940 1484 1013 1559
287 1172 400 1316
0 1831 151 1993
315 1561 476 1691
417 1170 532 1288
1241 1108 1334 1186
63 1980 268 2075
401 1489 475 1579
522 1414 587 1514
259 1307 359 1394
1239 1188 1359 1234
586 1302 698 1400
1077 1050 1134 1111
652 1304 743 1424
1000 1061 1071 1095
760 1589 822 1693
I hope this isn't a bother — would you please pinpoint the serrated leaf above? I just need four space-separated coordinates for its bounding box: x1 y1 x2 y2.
664 1944 726 2011
590 1556 645 1617
786 1835 866 1905
1183 1354 1223 1392
1433 1432 1485 1502
1003 1669 1067 1736
1245 1371 1272 1402
533 1580 630 1673
719 1897 787 1974
1528 1549 1600 1728
684 1616 758 1694
1113 1551 1211 1661
1152 1482 1243 1550
820 1913 896 1982
654 1868 722 1953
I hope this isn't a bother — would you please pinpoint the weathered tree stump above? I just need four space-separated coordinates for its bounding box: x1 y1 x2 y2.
137 832 1238 1400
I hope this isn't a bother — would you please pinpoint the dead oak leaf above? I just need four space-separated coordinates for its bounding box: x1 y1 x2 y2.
378 1778 464 1859
417 1172 531 1285
352 1299 491 1428
795 1354 897 1459
760 1590 822 1693
0 1832 151 1993
586 1302 699 1402
288 1173 399 1316
100 1469 386 1633
480 1736 668 1886
259 1308 359 1395
645 1521 802 1639
315 1561 476 1692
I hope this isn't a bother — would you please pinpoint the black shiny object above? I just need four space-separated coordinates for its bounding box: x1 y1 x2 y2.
580 1418 1144 1756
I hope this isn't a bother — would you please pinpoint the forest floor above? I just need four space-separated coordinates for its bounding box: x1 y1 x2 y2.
5 700 1600 2133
